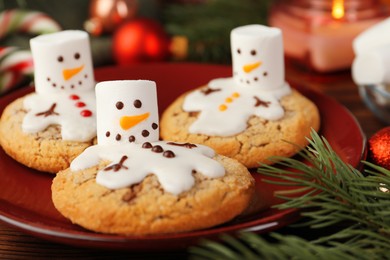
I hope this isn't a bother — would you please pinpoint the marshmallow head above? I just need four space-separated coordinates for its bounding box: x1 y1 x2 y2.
30 30 95 94
96 80 159 145
231 25 285 90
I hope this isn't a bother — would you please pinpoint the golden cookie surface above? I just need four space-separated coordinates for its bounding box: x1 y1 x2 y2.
0 95 95 173
52 155 254 235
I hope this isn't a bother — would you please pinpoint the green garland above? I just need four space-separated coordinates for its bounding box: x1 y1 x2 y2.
190 130 390 259
163 0 272 64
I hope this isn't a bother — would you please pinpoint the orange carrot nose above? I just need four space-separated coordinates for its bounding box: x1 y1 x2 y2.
243 61 261 73
120 112 150 130
63 65 84 80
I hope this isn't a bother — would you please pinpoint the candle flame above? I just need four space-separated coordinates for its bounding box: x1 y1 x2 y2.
332 0 345 19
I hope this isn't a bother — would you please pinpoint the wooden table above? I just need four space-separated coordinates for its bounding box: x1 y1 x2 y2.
0 63 386 259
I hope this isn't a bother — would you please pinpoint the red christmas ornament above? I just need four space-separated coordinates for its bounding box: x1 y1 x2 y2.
368 126 390 170
113 18 170 65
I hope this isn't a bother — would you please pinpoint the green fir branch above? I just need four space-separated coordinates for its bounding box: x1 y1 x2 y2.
190 130 390 259
163 0 272 63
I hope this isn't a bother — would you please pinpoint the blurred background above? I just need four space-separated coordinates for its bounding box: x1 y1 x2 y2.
0 0 271 67
1 0 390 97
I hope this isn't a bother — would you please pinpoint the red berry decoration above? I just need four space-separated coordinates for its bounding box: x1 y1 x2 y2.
113 18 170 65
368 126 390 170
75 101 86 107
69 94 80 100
80 110 93 117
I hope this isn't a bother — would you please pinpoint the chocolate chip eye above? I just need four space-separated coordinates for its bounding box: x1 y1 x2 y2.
57 56 64 62
250 50 256 56
263 72 268 77
74 53 80 59
237 49 241 54
116 101 124 110
134 99 142 108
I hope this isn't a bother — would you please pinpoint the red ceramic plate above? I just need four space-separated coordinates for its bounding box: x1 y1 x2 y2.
0 63 366 251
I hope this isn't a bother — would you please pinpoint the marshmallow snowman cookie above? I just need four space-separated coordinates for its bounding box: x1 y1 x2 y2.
160 25 320 168
0 30 97 173
52 80 254 235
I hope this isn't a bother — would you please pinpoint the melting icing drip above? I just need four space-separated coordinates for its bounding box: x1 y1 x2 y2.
71 141 225 194
182 77 291 136
254 96 271 107
22 92 96 142
104 155 128 172
35 103 59 117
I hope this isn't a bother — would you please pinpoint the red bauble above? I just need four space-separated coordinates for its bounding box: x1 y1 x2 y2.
113 18 170 65
368 126 390 170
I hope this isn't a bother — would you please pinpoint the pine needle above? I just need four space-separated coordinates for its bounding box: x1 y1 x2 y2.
190 129 390 259
163 0 271 63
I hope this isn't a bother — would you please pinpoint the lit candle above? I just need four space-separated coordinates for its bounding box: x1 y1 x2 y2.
332 0 345 19
269 0 388 72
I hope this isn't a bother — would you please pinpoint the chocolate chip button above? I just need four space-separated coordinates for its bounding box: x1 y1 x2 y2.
163 150 175 158
151 145 163 153
142 142 152 148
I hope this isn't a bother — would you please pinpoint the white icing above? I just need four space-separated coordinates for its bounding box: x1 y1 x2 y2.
69 79 225 195
22 92 96 141
23 30 97 142
182 24 291 136
183 77 291 136
96 80 159 145
71 141 225 195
